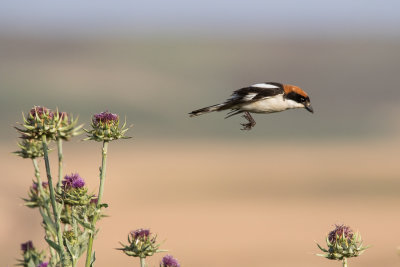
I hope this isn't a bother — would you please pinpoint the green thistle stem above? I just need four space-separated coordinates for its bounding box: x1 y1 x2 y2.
343 258 348 267
38 207 58 264
140 257 146 267
42 135 65 266
85 141 109 267
57 138 63 192
32 158 51 215
32 159 44 194
32 158 58 263
96 141 109 206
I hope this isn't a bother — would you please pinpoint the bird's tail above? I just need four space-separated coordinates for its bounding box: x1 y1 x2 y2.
189 104 224 117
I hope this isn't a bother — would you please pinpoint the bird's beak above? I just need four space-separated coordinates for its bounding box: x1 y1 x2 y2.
305 103 314 113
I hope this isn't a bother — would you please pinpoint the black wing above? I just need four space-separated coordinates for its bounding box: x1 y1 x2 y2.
221 82 284 110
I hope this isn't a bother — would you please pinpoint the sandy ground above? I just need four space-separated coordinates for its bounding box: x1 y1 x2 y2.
2 138 400 267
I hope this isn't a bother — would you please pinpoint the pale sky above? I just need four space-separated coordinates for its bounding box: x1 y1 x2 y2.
1 0 400 37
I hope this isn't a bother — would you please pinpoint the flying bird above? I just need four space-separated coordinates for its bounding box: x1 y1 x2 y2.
189 82 313 130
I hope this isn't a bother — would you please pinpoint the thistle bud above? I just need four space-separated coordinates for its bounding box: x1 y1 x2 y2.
118 228 164 258
15 106 82 141
17 241 46 267
160 255 181 267
53 110 83 140
16 106 57 140
84 111 131 142
90 197 98 205
57 173 91 206
37 262 48 267
24 182 49 208
63 230 78 246
317 224 369 261
60 204 73 225
14 139 45 159
63 227 92 264
86 196 106 221
21 241 34 253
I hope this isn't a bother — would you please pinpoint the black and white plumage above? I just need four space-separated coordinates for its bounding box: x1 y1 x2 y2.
189 82 313 130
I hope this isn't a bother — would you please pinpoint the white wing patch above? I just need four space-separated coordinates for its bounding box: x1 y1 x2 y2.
251 83 279 89
243 93 257 100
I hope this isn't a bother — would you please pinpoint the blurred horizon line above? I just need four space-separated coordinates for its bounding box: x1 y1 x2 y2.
1 29 400 42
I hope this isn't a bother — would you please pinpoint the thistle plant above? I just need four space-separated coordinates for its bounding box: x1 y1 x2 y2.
316 224 369 267
117 229 167 267
83 111 131 267
14 107 130 267
15 106 70 265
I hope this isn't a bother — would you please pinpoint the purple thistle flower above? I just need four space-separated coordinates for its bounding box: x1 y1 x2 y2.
29 106 53 119
62 173 85 189
161 255 180 267
131 228 151 240
72 178 85 188
328 224 354 243
93 111 119 125
21 241 34 253
37 262 48 267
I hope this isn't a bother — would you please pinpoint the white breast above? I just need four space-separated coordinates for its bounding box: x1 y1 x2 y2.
240 95 304 113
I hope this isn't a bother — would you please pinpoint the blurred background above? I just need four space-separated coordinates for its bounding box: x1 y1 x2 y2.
1 1 400 266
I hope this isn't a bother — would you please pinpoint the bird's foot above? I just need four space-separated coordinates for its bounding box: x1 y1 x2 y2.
240 112 256 131
241 122 254 131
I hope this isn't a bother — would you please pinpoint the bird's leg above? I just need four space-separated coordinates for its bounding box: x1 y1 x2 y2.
240 112 256 130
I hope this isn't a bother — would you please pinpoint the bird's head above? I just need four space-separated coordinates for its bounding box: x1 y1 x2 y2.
283 84 314 113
